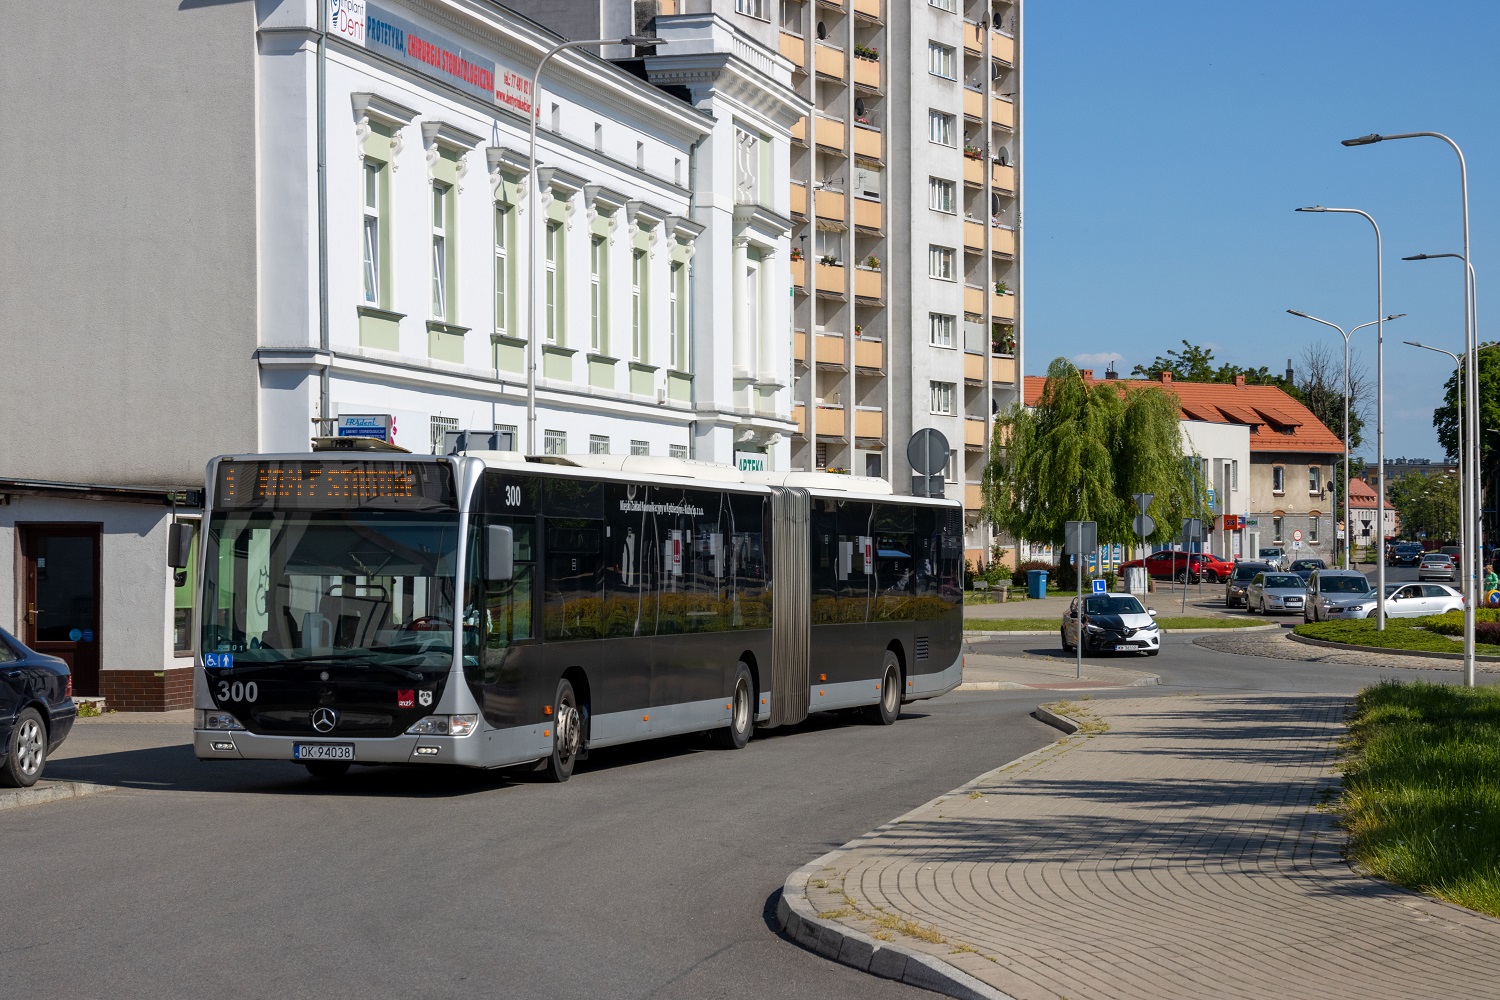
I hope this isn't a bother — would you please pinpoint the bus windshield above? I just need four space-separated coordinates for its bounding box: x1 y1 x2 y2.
201 510 462 672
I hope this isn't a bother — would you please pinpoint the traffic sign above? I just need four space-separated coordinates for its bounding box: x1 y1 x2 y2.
1091 578 1107 594
1132 513 1156 538
907 428 949 476
1064 520 1097 556
1132 493 1154 516
1292 529 1303 543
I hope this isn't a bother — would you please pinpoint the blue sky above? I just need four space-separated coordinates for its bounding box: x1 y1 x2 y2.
1025 0 1498 461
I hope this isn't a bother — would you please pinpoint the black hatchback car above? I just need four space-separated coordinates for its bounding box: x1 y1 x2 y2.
1 626 76 787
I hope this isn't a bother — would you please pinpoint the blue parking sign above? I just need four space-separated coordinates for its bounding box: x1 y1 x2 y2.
1092 579 1107 594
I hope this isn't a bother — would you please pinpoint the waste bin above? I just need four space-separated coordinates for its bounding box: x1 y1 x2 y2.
1125 566 1148 595
1026 569 1048 599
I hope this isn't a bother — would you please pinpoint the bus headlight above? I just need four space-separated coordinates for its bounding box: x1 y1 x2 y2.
197 710 245 731
406 714 479 737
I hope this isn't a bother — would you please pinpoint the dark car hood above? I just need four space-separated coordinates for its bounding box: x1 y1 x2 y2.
1087 613 1153 631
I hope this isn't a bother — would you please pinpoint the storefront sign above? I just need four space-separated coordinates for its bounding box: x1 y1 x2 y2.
363 4 497 105
336 413 394 442
329 0 366 44
734 451 767 473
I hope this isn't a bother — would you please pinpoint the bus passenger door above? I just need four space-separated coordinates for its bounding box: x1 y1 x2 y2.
474 514 538 729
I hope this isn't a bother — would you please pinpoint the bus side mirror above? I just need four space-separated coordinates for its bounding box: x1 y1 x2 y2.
486 525 515 583
167 522 194 569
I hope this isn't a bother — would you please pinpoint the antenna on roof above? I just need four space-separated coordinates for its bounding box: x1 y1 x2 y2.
1285 358 1294 383
1104 362 1119 380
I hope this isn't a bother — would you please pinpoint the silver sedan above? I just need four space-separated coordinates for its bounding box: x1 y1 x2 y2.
1246 572 1308 616
1418 554 1458 582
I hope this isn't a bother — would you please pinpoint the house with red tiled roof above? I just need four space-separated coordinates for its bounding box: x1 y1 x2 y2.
1024 369 1345 564
1348 477 1398 547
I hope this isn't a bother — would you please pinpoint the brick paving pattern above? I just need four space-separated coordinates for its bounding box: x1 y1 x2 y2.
801 694 1500 999
1194 629 1500 672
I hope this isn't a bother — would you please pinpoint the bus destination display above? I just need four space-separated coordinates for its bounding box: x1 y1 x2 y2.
215 461 457 510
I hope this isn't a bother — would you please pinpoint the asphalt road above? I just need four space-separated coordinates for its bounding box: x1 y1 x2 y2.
7 602 1483 1000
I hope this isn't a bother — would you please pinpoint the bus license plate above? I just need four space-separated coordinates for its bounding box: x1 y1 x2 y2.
293 743 354 761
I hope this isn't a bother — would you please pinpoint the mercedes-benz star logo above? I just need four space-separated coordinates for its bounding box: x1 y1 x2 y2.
311 708 338 733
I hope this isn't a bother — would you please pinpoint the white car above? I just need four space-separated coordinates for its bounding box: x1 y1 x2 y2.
1060 593 1161 656
1342 583 1465 620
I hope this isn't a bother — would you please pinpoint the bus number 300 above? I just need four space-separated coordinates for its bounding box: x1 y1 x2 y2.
504 485 522 507
217 680 259 703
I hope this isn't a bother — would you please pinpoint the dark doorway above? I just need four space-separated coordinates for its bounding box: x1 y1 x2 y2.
20 524 102 696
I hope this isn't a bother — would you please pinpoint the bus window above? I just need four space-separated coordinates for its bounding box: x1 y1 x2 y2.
810 501 840 625
543 518 602 640
479 518 534 648
727 492 769 629
835 500 874 624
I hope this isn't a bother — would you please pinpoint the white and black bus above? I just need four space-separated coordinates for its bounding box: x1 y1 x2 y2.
191 448 964 781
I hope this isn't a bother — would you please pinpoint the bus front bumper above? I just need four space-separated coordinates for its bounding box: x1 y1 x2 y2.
194 729 493 767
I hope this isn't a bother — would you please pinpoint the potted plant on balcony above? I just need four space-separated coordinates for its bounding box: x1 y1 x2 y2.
852 44 880 61
790 246 804 262
994 280 1008 295
864 255 881 270
819 254 839 266
854 324 864 335
963 144 983 160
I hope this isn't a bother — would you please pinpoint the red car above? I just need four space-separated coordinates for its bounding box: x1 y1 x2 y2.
1120 550 1234 584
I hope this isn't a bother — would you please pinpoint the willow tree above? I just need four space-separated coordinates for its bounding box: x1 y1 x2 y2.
983 357 1206 551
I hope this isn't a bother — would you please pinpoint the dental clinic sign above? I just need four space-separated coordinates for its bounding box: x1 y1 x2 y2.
355 3 533 114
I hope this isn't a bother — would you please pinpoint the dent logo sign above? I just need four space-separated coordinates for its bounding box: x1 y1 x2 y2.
397 690 415 708
329 0 366 44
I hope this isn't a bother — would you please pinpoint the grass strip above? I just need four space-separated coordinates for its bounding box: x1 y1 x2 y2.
1294 618 1500 656
1342 681 1500 917
966 616 1264 632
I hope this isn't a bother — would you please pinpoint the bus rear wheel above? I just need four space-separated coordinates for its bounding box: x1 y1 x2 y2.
866 653 901 726
710 663 754 750
541 679 582 783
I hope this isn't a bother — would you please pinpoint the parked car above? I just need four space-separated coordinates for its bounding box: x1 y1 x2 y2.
1303 569 1374 622
1118 549 1234 584
1418 553 1458 582
1288 557 1327 580
1225 561 1271 608
1060 593 1161 656
1387 541 1425 567
0 626 76 788
1246 572 1308 615
1258 547 1286 570
1440 545 1462 572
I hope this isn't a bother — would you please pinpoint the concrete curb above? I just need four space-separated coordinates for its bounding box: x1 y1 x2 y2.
0 781 116 812
957 671 1161 692
964 624 1280 638
776 720 1094 999
1286 631 1500 663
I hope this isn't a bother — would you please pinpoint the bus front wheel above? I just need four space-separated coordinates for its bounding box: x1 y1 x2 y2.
541 679 582 783
710 663 755 750
867 653 901 726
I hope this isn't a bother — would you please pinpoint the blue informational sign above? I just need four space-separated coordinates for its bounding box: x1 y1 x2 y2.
1092 578 1107 594
68 628 82 641
82 629 94 643
204 653 234 670
1207 488 1217 513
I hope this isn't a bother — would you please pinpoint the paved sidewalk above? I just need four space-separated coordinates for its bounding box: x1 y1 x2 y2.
781 694 1500 999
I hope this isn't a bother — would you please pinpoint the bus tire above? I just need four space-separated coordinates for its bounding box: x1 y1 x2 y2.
710 663 754 750
542 679 582 783
866 652 901 726
304 761 351 781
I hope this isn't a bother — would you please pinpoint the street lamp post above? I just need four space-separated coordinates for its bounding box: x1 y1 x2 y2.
1343 131 1479 670
525 34 666 455
1404 339 1474 687
1295 205 1388 627
1286 310 1404 569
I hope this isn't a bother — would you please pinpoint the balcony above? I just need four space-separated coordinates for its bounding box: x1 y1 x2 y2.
991 355 1016 384
814 332 846 367
854 266 882 300
790 181 807 216
991 95 1014 129
790 116 807 144
815 43 847 81
992 30 1015 64
963 155 983 186
793 329 808 364
854 336 884 371
815 403 845 437
779 31 805 70
963 21 983 54
853 196 882 231
855 406 884 440
963 88 983 120
965 482 984 510
963 219 985 250
815 114 846 151
852 123 882 159
853 0 882 18
815 262 845 294
991 225 1016 257
963 284 984 314
992 162 1015 191
852 55 880 90
992 291 1014 320
965 417 986 448
963 352 985 383
793 402 807 436
815 187 846 222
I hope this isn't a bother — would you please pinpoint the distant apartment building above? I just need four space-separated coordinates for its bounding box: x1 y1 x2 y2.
0 0 794 707
1025 371 1343 565
518 0 1025 568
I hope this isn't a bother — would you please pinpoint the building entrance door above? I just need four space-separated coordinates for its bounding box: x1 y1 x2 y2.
20 524 102 696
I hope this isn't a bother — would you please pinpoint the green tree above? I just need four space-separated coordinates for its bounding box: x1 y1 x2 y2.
1129 339 1285 386
1388 471 1461 542
1433 343 1500 516
984 358 1208 551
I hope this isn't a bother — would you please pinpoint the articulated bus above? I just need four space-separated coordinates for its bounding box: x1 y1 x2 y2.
192 447 964 781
